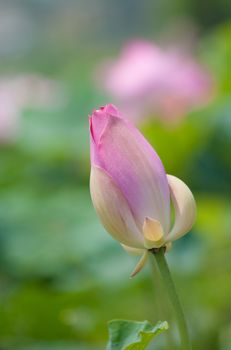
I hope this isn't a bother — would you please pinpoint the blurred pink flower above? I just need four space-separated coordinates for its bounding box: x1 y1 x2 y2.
0 74 65 143
99 40 214 123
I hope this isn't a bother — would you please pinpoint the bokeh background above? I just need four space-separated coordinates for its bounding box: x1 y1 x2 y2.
0 1 231 349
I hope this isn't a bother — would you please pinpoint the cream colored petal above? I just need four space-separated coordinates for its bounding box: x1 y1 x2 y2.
121 244 145 256
165 242 172 252
166 175 196 241
143 217 165 249
90 166 144 248
130 250 148 278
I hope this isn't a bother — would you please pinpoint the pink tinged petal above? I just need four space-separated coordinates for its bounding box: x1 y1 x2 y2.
89 104 122 165
166 175 196 241
90 166 144 248
130 250 148 278
142 217 165 249
90 105 171 234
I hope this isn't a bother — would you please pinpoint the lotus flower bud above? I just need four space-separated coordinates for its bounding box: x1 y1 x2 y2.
89 104 196 276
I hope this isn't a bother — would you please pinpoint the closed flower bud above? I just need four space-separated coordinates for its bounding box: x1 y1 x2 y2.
89 104 196 276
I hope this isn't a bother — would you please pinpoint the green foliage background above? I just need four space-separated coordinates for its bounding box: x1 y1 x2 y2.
0 1 231 349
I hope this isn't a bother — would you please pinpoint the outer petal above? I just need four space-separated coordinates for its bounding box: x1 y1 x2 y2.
121 244 144 256
166 175 196 241
90 166 144 248
90 104 170 234
90 104 120 165
130 250 148 278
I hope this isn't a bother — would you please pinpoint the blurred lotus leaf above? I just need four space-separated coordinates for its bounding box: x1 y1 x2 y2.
106 319 168 350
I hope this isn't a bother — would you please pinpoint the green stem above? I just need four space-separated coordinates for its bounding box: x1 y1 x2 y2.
149 256 176 350
149 248 192 350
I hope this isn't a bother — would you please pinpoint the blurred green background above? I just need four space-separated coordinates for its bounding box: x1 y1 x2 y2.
0 1 231 349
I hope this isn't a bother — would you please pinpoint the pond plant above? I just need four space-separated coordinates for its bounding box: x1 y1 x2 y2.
89 104 196 350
